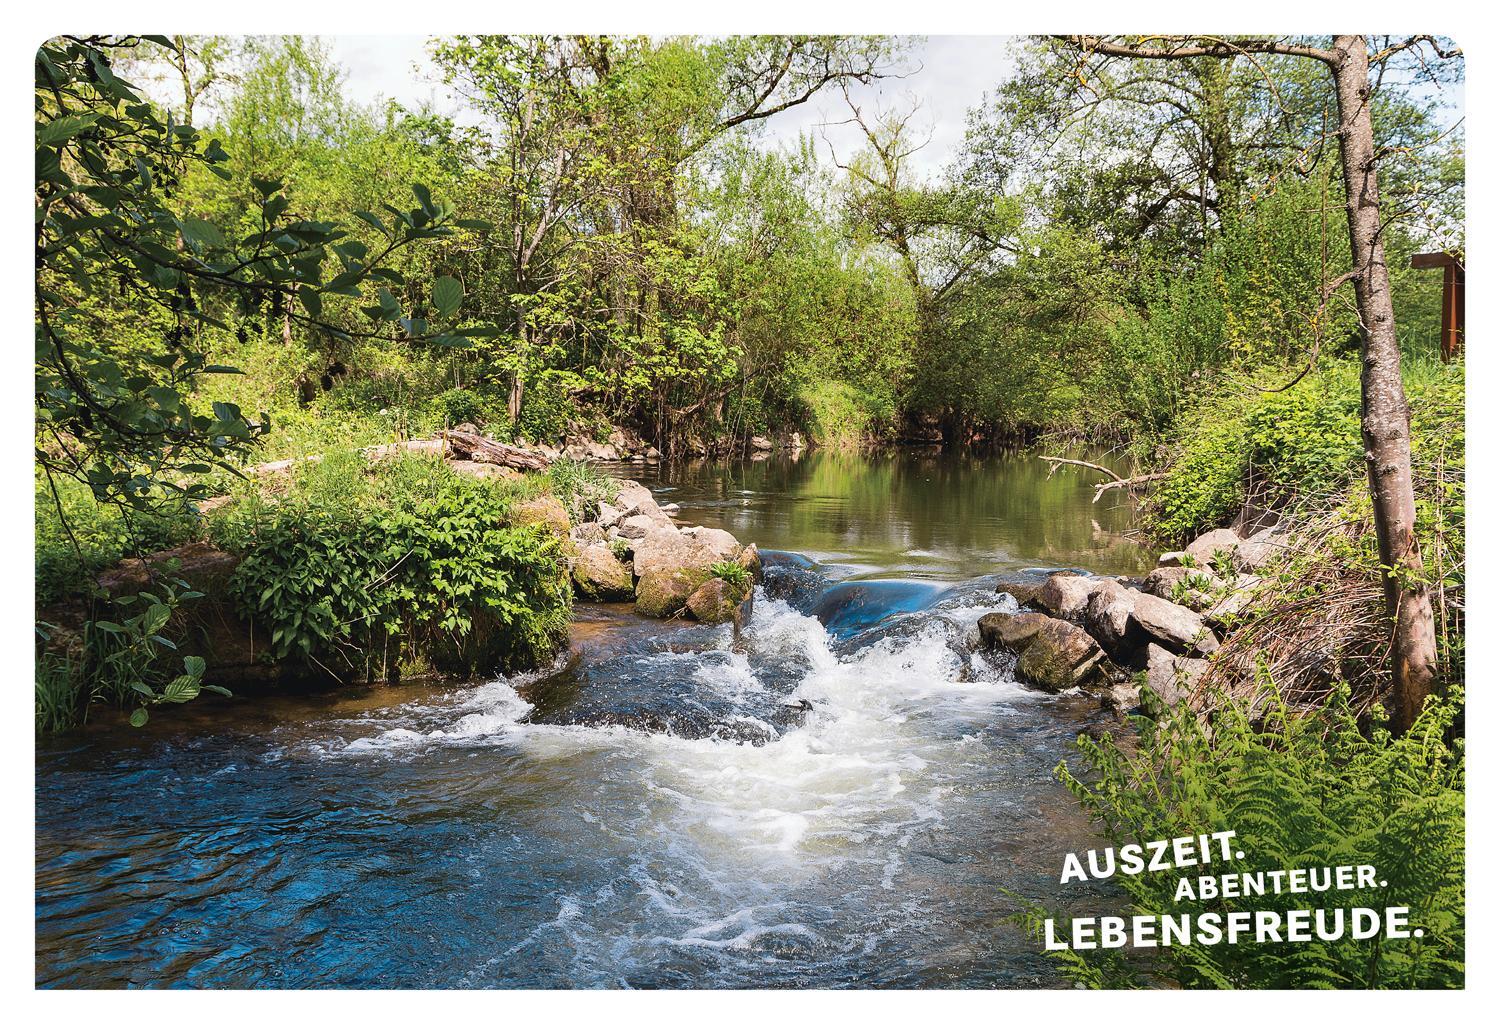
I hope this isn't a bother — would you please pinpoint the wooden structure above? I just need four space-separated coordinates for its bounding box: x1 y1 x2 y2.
1410 251 1465 362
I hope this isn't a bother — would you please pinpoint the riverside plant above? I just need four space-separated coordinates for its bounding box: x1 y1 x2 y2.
1014 677 1464 989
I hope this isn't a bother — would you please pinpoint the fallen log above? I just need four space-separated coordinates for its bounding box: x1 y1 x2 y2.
442 430 551 471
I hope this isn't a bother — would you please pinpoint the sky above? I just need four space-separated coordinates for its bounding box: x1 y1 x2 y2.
326 35 1019 178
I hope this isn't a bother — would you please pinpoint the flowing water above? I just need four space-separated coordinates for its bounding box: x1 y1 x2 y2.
35 449 1150 989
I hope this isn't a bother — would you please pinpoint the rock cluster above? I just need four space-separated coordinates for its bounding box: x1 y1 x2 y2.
568 477 758 626
981 525 1277 716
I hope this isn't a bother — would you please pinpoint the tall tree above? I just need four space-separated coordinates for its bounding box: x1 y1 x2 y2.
1056 34 1462 732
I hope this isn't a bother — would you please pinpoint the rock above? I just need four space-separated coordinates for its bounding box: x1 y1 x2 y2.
977 611 1049 653
660 502 681 515
1131 593 1219 656
1143 566 1223 612
630 525 742 581
512 495 571 537
1100 683 1142 716
1234 525 1283 572
1017 617 1107 693
571 545 635 602
678 525 741 562
1036 572 1100 622
1084 579 1147 657
750 435 775 451
1204 574 1262 631
1144 643 1209 710
1185 528 1243 568
570 522 608 545
616 514 663 540
1157 551 1186 568
595 501 624 529
635 565 712 618
1144 565 1221 599
994 578 1045 606
737 543 763 582
686 577 752 625
977 611 1104 693
611 479 673 526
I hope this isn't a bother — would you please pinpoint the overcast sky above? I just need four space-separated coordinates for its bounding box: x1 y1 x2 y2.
326 35 1018 178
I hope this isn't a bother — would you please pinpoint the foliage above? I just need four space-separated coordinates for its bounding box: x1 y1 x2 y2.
36 35 476 518
36 473 199 606
36 577 228 733
215 455 570 679
1028 679 1464 989
708 560 751 591
544 458 619 523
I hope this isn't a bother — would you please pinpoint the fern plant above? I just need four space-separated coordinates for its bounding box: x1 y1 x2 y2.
1020 677 1464 989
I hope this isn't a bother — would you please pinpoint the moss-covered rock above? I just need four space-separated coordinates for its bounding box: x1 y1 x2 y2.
635 565 712 618
686 577 752 625
572 544 635 602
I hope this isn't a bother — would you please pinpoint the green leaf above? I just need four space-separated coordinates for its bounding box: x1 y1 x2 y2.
37 113 99 147
183 655 206 678
432 276 463 317
129 708 149 728
177 216 225 249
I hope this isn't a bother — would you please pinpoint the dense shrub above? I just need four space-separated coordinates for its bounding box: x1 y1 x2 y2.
798 380 896 450
35 474 201 606
214 455 571 680
1022 680 1464 989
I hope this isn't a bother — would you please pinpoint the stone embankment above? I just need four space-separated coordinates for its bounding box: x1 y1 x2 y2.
978 523 1284 717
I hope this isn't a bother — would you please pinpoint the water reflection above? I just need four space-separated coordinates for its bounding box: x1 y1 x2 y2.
625 448 1151 579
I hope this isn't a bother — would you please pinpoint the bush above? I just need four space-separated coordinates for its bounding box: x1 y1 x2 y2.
35 473 200 606
1150 361 1365 542
798 380 895 449
1025 679 1464 989
215 455 571 679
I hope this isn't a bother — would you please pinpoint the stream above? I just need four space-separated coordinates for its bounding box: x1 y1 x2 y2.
36 449 1150 988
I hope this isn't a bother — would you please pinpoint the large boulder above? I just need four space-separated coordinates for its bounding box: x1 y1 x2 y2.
978 611 1050 652
571 545 636 602
635 565 712 618
1132 592 1219 656
1036 572 1100 623
686 577 753 626
1144 643 1209 710
679 525 742 562
1185 528 1243 568
1143 566 1223 612
512 495 572 537
1084 579 1148 659
630 525 740 579
977 611 1104 692
1234 525 1284 572
1018 618 1107 692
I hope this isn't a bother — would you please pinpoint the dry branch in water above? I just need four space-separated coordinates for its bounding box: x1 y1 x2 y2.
1039 455 1166 503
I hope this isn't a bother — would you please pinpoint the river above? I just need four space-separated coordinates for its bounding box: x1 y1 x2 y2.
36 449 1149 988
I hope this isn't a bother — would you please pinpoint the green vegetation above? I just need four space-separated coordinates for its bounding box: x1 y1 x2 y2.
213 455 570 680
1022 680 1464 989
708 560 751 591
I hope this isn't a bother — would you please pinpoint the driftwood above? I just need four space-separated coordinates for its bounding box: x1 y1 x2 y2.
442 430 550 471
1039 455 1166 504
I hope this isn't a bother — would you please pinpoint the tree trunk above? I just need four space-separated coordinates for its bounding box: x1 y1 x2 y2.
1330 35 1438 731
